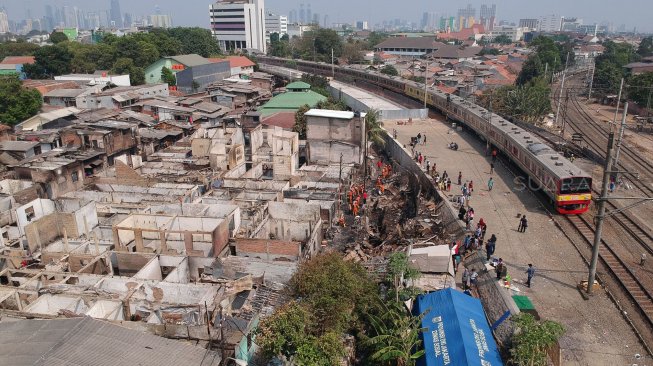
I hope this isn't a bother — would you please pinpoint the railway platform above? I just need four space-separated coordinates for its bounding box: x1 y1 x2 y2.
391 116 647 365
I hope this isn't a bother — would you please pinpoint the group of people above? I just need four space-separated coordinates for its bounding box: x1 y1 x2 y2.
434 170 452 191
346 183 367 218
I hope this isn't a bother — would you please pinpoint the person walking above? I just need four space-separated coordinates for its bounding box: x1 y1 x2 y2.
490 163 494 174
457 171 462 185
447 178 452 191
518 215 528 233
487 177 494 191
491 149 497 162
526 264 535 288
426 160 430 172
468 180 474 194
423 134 427 145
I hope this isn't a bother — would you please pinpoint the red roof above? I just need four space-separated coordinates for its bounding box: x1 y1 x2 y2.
210 56 255 69
261 112 296 129
1 56 36 65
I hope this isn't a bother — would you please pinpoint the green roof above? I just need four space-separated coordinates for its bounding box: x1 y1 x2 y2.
259 90 327 116
512 295 535 311
286 81 311 90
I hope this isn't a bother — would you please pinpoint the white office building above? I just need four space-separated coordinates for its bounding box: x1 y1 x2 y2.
149 14 173 28
209 0 266 54
265 11 287 41
538 14 561 33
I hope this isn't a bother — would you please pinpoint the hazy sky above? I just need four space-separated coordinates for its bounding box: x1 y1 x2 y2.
3 0 652 32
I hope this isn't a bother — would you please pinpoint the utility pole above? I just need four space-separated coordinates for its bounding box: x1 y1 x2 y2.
611 78 624 131
587 132 615 294
587 64 595 101
338 152 343 217
331 48 335 78
612 102 628 182
554 52 570 127
544 63 548 81
424 57 428 108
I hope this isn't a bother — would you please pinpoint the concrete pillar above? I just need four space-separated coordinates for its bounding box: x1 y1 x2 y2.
134 229 144 252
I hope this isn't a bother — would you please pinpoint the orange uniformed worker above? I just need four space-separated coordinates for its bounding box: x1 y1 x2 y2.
347 189 353 203
353 200 360 216
338 214 346 227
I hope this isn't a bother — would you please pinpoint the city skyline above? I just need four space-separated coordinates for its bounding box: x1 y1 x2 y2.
0 0 651 32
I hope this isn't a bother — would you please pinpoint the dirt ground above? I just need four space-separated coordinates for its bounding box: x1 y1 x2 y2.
391 116 649 366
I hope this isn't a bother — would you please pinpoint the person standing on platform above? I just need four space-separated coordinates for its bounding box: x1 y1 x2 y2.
423 134 427 145
457 171 462 185
447 178 452 191
495 258 505 280
490 163 495 174
492 149 498 162
487 177 494 191
486 234 496 261
526 264 535 288
518 215 528 233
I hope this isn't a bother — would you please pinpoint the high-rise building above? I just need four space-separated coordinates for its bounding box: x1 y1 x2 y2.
560 17 582 32
457 4 476 31
124 13 133 28
298 3 305 24
306 4 312 25
209 0 266 53
538 14 561 32
110 0 123 28
313 13 319 25
265 11 287 41
44 5 55 31
323 15 328 28
149 14 172 28
479 4 496 31
421 12 437 31
0 10 9 34
355 21 369 30
519 19 538 30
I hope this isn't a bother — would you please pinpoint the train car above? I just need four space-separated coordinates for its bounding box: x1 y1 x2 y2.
258 57 592 214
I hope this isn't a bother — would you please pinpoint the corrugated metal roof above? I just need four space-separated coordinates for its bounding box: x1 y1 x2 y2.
169 54 211 67
259 91 326 115
0 317 221 366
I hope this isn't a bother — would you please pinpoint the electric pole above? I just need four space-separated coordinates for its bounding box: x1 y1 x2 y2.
554 52 570 127
612 102 628 183
587 64 595 101
587 132 615 294
611 78 624 131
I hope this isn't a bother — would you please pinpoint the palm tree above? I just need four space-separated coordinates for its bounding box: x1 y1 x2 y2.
364 301 426 366
365 108 386 147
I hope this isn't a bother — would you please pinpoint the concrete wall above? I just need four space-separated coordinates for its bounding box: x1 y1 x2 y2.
328 85 428 121
16 198 56 235
382 132 465 240
234 238 301 261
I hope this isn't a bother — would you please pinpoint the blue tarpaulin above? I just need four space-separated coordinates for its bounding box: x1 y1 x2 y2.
415 288 504 366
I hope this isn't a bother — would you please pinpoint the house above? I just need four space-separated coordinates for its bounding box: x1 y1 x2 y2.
0 141 41 160
259 81 327 129
375 37 446 56
75 84 169 110
15 107 81 132
624 56 653 75
0 124 14 142
59 120 137 165
145 54 231 93
210 56 256 76
54 71 131 87
42 89 87 108
430 45 483 61
12 151 87 198
305 109 365 165
0 56 36 80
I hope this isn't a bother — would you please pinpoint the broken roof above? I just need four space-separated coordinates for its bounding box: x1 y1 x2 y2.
0 317 221 366
0 140 39 152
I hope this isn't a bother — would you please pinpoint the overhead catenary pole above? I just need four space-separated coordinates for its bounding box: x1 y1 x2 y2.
587 64 596 101
611 78 624 132
554 52 570 127
331 48 335 78
612 102 628 182
587 132 616 294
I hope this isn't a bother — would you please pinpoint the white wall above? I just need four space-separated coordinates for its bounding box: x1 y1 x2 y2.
16 198 56 235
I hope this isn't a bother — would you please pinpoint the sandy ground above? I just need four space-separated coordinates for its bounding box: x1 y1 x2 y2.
391 117 648 366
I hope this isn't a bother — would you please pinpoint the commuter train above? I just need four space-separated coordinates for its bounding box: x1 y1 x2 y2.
259 56 592 214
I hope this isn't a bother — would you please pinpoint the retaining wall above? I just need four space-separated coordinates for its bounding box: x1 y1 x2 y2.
329 85 427 121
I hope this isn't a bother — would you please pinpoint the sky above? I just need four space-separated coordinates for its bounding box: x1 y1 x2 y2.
2 0 652 32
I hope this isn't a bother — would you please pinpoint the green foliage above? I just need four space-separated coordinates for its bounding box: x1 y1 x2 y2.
637 36 653 57
517 36 574 85
49 31 69 44
293 27 344 62
365 109 385 147
293 104 311 139
510 313 564 366
480 77 552 123
23 44 73 79
269 32 291 57
492 34 513 45
479 48 500 56
0 41 40 59
301 74 329 89
362 301 425 366
256 301 345 366
593 40 639 97
367 32 389 49
112 58 145 85
343 41 365 64
161 66 177 86
380 64 399 76
289 252 378 334
165 28 221 57
0 76 42 125
627 72 653 107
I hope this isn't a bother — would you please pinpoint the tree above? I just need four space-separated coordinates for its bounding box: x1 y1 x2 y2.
637 36 653 57
492 34 513 45
510 313 564 366
161 66 177 86
593 40 639 96
0 41 40 59
49 31 68 44
293 104 311 139
23 44 73 79
367 32 388 49
343 40 365 64
363 301 426 366
365 109 386 147
165 27 221 57
270 32 291 57
380 65 399 76
479 48 500 56
112 58 145 85
627 72 653 107
0 76 42 125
